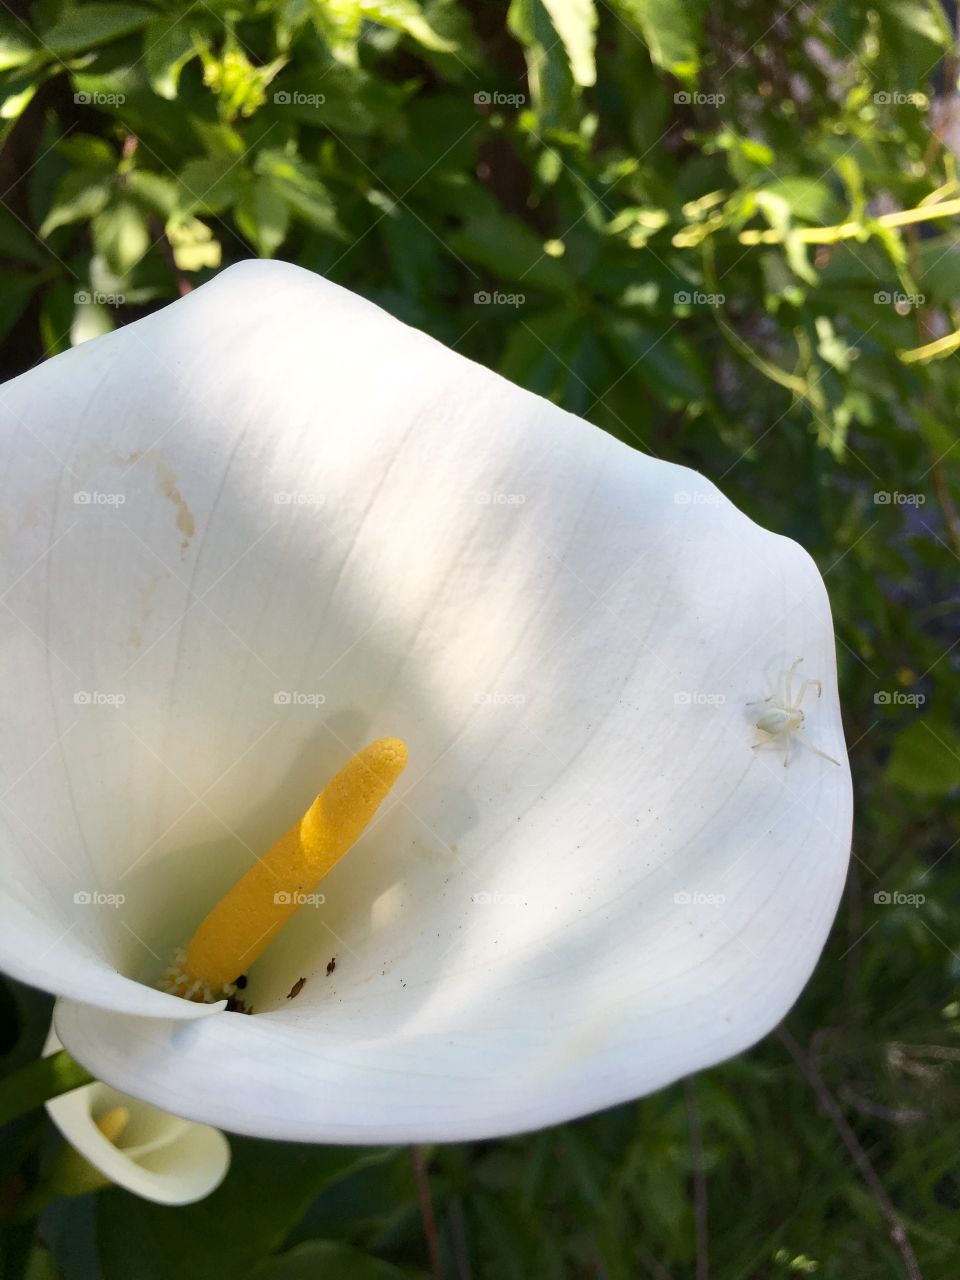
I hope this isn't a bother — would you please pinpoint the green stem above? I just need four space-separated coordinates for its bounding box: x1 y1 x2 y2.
0 1051 94 1127
737 196 960 245
672 194 960 250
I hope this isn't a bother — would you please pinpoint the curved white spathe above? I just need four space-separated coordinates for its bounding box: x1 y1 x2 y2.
44 1031 230 1204
0 260 851 1142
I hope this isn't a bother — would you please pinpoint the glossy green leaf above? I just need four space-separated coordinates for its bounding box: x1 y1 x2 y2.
91 199 150 276
96 1141 392 1280
540 0 596 87
607 0 700 78
248 1241 407 1280
235 180 290 256
39 4 154 56
144 17 203 100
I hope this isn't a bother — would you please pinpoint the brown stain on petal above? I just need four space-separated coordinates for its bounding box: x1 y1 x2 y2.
127 573 160 650
153 455 196 549
81 447 196 554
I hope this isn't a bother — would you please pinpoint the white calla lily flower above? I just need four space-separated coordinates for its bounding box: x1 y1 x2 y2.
0 260 851 1143
43 1031 230 1205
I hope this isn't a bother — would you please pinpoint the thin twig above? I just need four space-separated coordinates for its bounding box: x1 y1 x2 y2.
777 1027 922 1280
684 1076 709 1280
411 1145 443 1280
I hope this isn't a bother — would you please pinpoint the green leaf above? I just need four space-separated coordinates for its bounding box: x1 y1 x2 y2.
254 150 347 239
814 315 852 374
873 0 951 58
39 172 111 238
55 134 117 173
507 0 577 122
540 0 596 87
448 198 573 291
916 236 960 306
758 177 839 224
248 1241 407 1280
886 720 960 797
91 199 150 276
96 1141 392 1280
605 316 708 402
914 405 954 459
498 306 582 398
754 190 817 284
179 157 243 214
0 77 38 121
0 27 37 71
39 280 76 357
607 0 700 79
360 0 456 52
235 180 290 256
126 170 179 218
0 204 50 265
39 4 155 57
144 17 202 100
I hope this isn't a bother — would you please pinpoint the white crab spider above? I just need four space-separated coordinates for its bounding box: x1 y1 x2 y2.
750 658 841 767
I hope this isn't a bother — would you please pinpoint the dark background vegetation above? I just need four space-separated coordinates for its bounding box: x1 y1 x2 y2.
0 0 958 1276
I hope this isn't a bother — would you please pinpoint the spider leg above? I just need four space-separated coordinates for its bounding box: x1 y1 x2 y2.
785 658 803 707
795 731 841 766
795 678 822 707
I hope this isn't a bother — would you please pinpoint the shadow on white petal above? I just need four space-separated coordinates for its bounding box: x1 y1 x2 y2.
4 262 851 1141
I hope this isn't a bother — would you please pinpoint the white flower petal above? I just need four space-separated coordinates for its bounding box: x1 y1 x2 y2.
2 261 851 1141
43 1030 229 1204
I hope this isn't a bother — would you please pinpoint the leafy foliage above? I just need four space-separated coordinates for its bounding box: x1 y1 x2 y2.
1 0 959 1276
